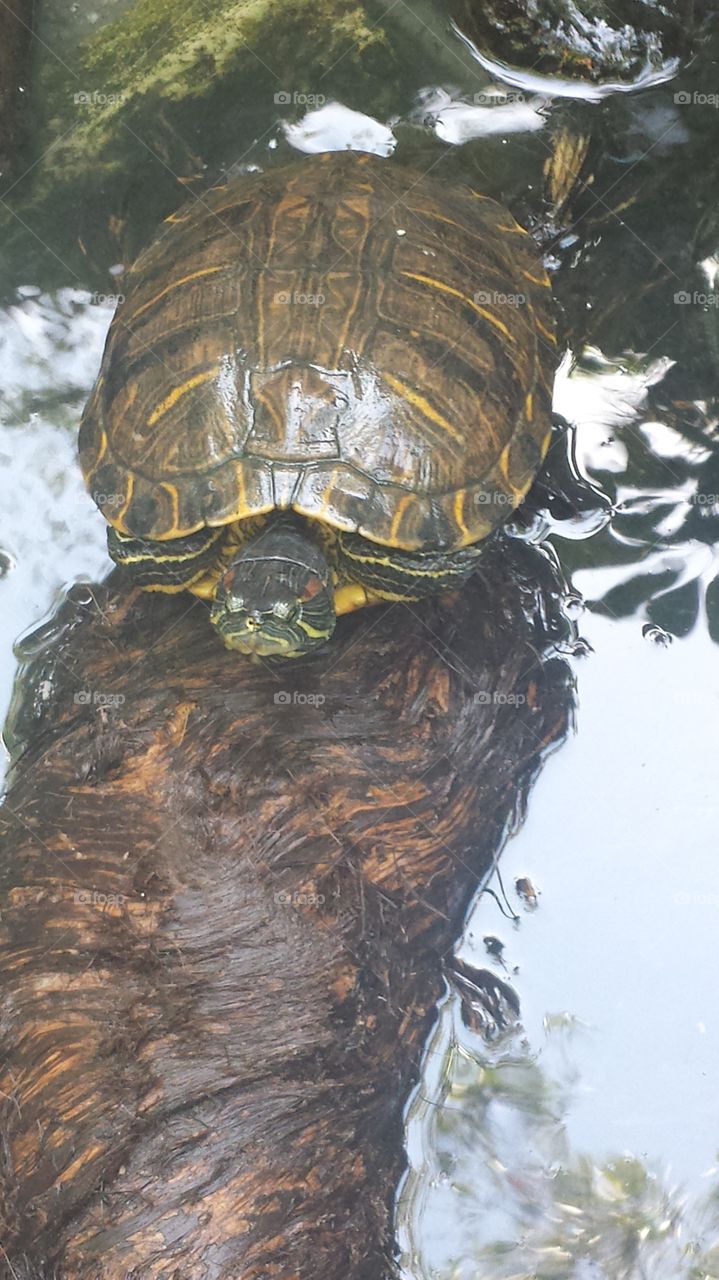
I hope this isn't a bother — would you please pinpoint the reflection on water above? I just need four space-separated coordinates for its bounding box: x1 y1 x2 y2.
402 1003 719 1278
412 86 548 145
400 612 719 1278
1 0 719 1274
282 102 398 155
0 291 115 762
554 351 719 640
395 348 719 1275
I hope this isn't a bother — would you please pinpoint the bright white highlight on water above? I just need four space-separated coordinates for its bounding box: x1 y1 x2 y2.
282 102 397 156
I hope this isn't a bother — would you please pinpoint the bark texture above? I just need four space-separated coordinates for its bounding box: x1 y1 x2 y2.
0 536 573 1279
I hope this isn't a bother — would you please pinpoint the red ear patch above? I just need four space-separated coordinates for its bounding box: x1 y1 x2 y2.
301 574 324 602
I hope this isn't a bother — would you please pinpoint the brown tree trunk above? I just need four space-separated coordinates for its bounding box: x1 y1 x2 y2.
0 537 573 1279
0 0 32 180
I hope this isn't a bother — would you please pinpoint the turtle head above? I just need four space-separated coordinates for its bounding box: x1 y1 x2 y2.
210 519 336 658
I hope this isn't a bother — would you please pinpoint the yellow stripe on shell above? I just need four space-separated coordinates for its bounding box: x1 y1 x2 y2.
94 428 108 467
314 469 353 525
334 273 364 364
126 265 223 324
382 372 465 446
399 271 514 342
232 461 251 520
147 368 219 428
521 268 551 287
414 210 470 234
536 319 556 344
499 443 528 500
117 473 134 526
388 493 414 543
159 481 181 534
453 490 471 542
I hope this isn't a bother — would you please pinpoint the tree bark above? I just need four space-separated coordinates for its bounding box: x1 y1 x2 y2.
0 537 573 1280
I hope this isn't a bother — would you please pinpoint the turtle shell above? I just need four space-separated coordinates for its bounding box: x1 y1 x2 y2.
79 151 556 552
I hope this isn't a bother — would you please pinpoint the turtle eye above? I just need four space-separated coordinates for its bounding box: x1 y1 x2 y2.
272 600 294 621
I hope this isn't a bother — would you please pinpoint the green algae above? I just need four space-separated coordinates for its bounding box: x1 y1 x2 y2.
0 0 401 294
38 0 393 182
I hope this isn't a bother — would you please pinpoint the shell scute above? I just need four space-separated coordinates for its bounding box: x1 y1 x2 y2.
80 154 556 549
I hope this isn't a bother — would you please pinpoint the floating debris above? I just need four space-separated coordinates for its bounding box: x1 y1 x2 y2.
515 876 539 908
642 622 673 645
483 934 505 961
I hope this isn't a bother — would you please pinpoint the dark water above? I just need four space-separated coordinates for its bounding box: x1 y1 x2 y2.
1 3 719 1276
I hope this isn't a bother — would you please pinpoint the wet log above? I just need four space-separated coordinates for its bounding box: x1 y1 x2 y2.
0 536 573 1279
0 0 32 180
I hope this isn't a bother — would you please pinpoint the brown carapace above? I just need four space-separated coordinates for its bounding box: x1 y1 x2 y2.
79 151 557 655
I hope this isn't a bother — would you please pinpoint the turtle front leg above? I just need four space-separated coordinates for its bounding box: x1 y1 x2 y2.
333 582 383 616
334 530 483 607
107 525 226 594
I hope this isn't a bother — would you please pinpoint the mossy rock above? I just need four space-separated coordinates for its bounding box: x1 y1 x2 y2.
48 0 394 176
0 0 401 294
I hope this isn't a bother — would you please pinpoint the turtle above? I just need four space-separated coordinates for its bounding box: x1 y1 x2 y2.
79 150 557 658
